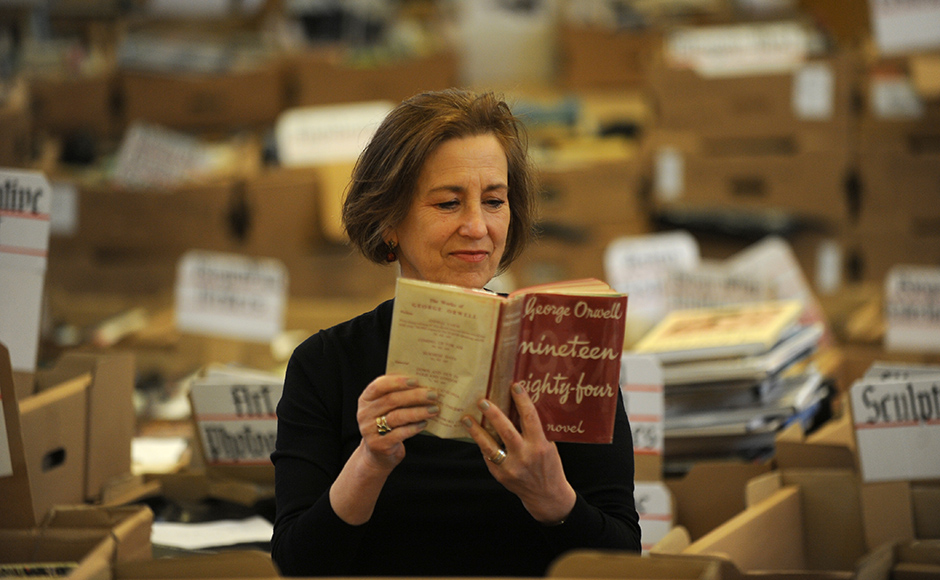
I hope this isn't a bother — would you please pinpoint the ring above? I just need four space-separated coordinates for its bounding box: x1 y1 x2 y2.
376 415 393 435
488 448 507 465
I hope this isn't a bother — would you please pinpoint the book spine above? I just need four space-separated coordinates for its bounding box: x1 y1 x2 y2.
486 298 524 433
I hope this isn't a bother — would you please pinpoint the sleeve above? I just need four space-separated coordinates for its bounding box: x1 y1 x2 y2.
269 333 367 577
541 389 642 553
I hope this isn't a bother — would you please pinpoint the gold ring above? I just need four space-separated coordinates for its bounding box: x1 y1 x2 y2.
488 448 507 465
376 415 392 435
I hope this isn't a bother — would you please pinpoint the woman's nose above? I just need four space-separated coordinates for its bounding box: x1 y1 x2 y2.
459 204 487 238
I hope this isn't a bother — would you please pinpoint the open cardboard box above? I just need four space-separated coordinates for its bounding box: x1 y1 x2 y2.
0 505 153 580
548 549 728 579
113 550 278 580
652 469 868 577
0 343 153 528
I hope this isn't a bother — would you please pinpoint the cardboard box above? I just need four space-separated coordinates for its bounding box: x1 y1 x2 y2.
664 461 772 542
29 73 118 137
34 351 136 502
547 549 728 579
120 63 284 132
0 80 33 168
50 180 243 254
0 342 90 528
856 122 940 231
240 166 321 259
558 25 661 90
649 48 856 135
840 227 940 285
0 505 153 580
646 127 853 225
289 48 458 107
654 469 869 575
113 549 278 579
536 148 645 228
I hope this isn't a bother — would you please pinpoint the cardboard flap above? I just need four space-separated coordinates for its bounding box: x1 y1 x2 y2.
685 486 806 572
745 471 784 507
649 525 692 555
0 343 35 528
547 549 729 579
113 550 279 579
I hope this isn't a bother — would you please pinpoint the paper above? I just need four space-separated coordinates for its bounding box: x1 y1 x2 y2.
175 250 288 342
869 0 940 55
634 481 672 554
151 516 274 549
131 436 190 475
620 354 664 458
884 265 940 353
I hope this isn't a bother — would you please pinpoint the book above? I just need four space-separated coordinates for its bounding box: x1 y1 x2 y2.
660 322 824 386
386 278 628 444
631 300 804 364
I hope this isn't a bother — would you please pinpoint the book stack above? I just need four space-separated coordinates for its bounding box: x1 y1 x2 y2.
631 300 829 474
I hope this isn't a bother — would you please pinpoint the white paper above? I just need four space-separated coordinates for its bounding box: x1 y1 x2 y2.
851 377 940 482
131 436 190 475
870 0 940 55
792 63 834 120
151 516 273 549
274 102 393 167
621 354 664 458
884 265 940 353
634 481 673 554
604 231 700 346
175 250 288 342
189 374 282 466
653 147 684 202
666 21 811 77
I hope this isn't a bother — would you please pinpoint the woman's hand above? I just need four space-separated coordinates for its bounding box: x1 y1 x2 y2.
461 383 577 526
331 374 438 525
356 374 439 471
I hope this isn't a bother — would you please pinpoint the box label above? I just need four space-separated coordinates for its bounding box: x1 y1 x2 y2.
621 354 665 458
793 63 834 120
1 169 51 372
190 376 283 465
634 481 672 553
275 101 393 166
851 377 940 482
175 250 288 342
884 265 940 352
870 0 940 55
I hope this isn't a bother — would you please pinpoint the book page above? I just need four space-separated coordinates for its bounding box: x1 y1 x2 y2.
387 279 503 439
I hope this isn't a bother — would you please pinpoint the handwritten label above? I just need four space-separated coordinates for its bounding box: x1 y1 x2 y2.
274 101 393 166
175 250 288 342
634 481 673 553
190 375 283 466
604 231 700 346
851 376 940 482
884 265 940 353
666 21 811 77
621 354 665 457
1 169 52 372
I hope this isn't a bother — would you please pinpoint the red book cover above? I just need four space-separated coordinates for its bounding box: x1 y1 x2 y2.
509 293 628 444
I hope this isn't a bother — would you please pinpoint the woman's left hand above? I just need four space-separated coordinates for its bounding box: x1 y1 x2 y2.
462 383 576 526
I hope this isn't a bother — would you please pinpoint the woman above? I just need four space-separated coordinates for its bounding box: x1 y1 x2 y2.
271 89 641 577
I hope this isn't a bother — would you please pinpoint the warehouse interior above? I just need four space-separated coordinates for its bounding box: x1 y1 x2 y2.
0 0 939 577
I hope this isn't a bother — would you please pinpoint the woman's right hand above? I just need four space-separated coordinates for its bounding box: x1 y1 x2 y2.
355 374 439 471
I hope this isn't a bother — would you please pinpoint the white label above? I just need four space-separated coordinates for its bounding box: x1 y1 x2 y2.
871 77 925 119
50 181 78 236
814 238 843 295
0 394 12 477
634 481 673 553
604 231 700 345
654 147 684 203
275 101 393 167
792 63 834 120
621 354 665 457
0 169 52 271
884 265 940 353
870 0 940 55
666 21 811 77
175 250 288 342
190 375 283 466
851 377 940 482
0 169 51 373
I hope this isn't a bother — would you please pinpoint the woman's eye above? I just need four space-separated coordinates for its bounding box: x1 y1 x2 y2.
436 200 459 210
485 199 506 209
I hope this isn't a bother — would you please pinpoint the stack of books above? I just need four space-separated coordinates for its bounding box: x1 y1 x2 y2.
631 299 829 474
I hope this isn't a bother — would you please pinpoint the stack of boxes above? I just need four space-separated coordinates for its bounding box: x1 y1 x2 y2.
644 20 857 287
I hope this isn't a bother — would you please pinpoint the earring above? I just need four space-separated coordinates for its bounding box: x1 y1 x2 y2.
385 240 397 263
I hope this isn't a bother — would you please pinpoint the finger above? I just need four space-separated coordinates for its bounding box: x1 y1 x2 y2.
460 415 507 466
509 382 547 441
360 375 420 402
475 398 521 450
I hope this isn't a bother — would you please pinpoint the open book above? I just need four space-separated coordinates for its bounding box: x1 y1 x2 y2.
386 278 628 444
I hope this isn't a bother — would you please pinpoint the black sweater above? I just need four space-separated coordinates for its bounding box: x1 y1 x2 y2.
271 299 641 577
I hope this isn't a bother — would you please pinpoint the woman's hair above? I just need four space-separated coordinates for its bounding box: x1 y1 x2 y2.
342 88 537 272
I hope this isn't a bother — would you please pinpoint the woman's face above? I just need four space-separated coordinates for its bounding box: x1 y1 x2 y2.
389 133 510 289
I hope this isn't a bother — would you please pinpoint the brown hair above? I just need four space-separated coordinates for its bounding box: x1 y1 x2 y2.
342 88 537 272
